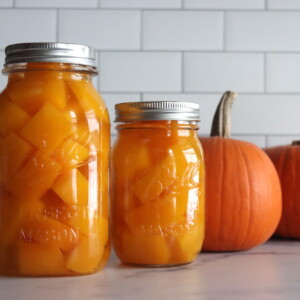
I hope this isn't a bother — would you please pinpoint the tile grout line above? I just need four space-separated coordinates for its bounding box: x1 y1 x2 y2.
13 0 16 8
223 11 226 51
264 52 267 93
265 135 268 147
181 52 184 93
56 9 59 42
140 10 143 50
98 0 101 9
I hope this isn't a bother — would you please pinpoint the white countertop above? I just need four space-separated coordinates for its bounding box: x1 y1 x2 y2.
1 240 300 300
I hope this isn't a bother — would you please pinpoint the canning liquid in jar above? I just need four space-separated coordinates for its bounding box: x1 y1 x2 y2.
111 102 205 266
0 43 110 276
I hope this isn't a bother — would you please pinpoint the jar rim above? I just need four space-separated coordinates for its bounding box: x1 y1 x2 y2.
4 42 97 68
115 101 200 122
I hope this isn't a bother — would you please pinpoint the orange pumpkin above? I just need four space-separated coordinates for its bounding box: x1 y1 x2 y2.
265 141 300 238
200 91 282 251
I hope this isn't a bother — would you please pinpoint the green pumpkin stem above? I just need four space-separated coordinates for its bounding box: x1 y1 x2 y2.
210 91 238 138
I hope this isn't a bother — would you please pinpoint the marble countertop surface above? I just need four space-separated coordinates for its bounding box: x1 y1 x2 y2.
1 240 300 300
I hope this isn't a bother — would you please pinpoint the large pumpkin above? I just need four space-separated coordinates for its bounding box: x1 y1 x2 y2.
265 142 300 238
200 91 282 251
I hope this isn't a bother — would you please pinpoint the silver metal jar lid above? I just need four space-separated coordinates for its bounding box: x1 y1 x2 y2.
115 101 200 122
4 42 97 67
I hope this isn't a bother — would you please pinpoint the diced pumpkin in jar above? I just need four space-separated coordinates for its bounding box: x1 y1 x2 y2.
0 133 33 185
6 151 61 198
170 222 203 264
0 94 30 136
132 155 176 203
20 103 72 154
124 198 185 236
42 190 70 222
0 195 44 248
66 217 108 273
53 138 89 168
73 121 91 146
168 142 189 182
67 80 106 120
121 234 170 265
19 242 69 275
52 169 88 206
42 191 89 236
113 136 151 186
19 216 79 252
8 79 67 115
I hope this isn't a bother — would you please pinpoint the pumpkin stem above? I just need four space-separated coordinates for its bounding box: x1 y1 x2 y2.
292 140 300 146
210 91 237 138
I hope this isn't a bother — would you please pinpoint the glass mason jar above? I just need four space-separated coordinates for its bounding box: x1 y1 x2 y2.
0 43 110 276
111 101 205 266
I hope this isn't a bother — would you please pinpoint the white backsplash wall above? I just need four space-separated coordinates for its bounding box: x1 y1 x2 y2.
1 0 300 147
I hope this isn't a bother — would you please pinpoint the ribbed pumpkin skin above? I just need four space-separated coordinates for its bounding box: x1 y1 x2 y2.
265 145 300 238
200 137 282 251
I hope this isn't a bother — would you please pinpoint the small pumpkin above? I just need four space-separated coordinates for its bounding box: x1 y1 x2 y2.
200 91 282 251
265 141 300 238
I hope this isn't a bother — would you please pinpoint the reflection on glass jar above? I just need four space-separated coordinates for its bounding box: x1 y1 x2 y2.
111 102 205 266
0 43 110 276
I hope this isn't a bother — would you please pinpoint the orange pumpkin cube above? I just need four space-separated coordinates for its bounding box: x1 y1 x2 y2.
52 169 88 206
8 79 67 115
67 80 106 120
6 151 61 198
121 233 170 265
170 222 203 264
53 138 89 168
0 94 30 136
74 121 91 146
0 133 33 185
124 197 185 236
20 102 72 154
19 216 80 252
19 242 69 275
132 155 175 203
66 217 108 273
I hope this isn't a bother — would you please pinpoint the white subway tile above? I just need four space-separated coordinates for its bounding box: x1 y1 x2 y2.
101 93 141 133
268 0 300 10
231 135 266 148
0 52 7 92
267 136 300 147
101 0 181 9
184 53 264 93
59 10 140 50
143 11 223 50
143 93 221 134
185 0 264 9
0 0 13 7
227 12 300 51
139 93 300 135
0 10 56 49
16 0 98 8
267 54 300 92
232 95 300 135
100 52 181 92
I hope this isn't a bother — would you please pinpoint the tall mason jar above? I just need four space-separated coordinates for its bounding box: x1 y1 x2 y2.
111 101 205 266
0 43 110 276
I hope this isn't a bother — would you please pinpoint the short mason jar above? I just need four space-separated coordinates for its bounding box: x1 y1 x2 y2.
111 101 205 266
0 43 110 276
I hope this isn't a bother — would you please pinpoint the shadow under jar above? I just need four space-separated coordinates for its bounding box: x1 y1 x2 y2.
0 43 110 276
111 101 205 266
